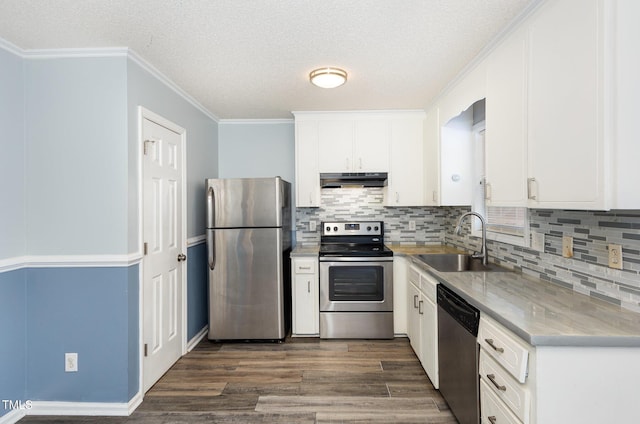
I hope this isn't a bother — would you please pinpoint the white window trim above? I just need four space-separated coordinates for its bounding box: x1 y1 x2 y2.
470 121 531 248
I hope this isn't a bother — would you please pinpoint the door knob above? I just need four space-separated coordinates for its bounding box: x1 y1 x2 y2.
177 253 187 262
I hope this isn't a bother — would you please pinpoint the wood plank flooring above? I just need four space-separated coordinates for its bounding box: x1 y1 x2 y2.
20 337 456 423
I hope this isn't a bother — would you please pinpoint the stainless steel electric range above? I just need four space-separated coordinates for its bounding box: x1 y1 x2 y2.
318 221 394 339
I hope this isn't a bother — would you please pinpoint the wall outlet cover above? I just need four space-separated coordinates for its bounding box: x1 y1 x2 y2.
409 220 416 231
562 235 573 258
531 232 545 252
309 221 316 232
608 244 623 270
65 352 78 372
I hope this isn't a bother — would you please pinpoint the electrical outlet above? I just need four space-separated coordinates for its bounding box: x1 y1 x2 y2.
408 220 416 231
309 221 316 232
65 353 78 372
531 232 545 252
608 244 623 270
562 236 573 258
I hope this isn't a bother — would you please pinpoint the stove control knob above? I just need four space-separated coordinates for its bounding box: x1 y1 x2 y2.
333 226 338 232
367 226 372 231
374 226 379 231
326 226 331 232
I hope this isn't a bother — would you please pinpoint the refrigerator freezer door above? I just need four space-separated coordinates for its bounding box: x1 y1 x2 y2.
206 177 291 229
208 227 286 340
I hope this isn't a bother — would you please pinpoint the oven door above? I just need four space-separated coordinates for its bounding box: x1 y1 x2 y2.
319 258 393 312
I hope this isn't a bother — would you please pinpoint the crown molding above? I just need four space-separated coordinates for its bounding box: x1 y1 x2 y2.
0 38 220 123
218 118 293 125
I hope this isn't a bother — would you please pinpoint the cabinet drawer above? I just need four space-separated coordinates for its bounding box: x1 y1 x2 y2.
408 265 420 284
294 259 316 274
419 272 438 303
480 379 523 424
480 350 530 424
478 316 529 383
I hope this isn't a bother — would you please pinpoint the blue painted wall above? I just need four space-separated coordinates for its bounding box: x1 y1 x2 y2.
218 121 294 184
24 56 129 255
0 46 26 259
0 269 27 416
0 41 217 414
25 267 138 402
187 243 208 340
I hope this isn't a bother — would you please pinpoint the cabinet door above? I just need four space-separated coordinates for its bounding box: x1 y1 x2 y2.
393 256 408 335
292 273 319 336
420 295 439 389
386 117 424 206
485 27 528 207
295 120 320 207
423 108 440 206
407 282 421 358
318 120 354 172
527 0 605 209
354 119 390 172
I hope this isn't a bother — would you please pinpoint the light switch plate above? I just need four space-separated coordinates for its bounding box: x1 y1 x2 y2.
608 244 623 270
562 236 573 258
531 232 545 252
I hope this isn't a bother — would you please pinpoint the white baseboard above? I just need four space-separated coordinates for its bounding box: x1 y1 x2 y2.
0 409 26 424
127 391 144 415
187 326 209 352
28 400 131 416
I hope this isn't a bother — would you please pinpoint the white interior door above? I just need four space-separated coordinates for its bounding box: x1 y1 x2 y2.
142 113 186 392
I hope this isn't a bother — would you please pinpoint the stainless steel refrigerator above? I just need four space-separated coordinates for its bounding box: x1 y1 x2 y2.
206 177 292 340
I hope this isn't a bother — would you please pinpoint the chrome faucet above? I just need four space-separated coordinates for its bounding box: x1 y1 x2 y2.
454 212 488 266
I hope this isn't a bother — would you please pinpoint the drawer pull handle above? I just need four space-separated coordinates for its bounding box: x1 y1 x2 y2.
299 266 311 270
485 338 504 353
487 374 507 391
413 294 419 309
488 416 497 424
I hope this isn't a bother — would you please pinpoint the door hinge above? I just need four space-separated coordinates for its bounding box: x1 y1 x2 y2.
144 344 148 357
143 242 148 255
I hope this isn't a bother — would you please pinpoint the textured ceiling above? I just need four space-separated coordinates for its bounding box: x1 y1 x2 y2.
0 0 540 120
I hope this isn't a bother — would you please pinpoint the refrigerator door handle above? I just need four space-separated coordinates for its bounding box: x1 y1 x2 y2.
207 230 216 270
206 185 215 229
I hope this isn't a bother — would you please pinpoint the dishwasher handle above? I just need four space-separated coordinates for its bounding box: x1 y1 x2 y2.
437 284 480 336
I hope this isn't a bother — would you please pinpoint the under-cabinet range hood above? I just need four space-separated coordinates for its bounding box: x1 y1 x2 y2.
320 172 388 188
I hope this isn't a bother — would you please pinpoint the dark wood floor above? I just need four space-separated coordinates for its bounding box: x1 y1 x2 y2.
20 337 456 423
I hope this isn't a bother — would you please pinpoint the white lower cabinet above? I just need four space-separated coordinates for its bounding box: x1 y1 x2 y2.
406 264 439 388
291 257 319 336
479 315 531 424
481 379 522 424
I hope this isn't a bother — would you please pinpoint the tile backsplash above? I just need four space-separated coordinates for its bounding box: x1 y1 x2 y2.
296 187 446 245
295 187 640 313
444 207 640 313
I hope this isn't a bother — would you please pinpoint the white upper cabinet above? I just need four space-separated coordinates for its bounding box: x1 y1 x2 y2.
485 26 528 207
316 115 390 173
526 0 606 209
294 118 320 207
354 119 391 172
294 111 425 207
385 112 426 206
423 108 440 206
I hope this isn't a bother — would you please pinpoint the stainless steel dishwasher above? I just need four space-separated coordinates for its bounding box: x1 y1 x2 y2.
437 284 480 424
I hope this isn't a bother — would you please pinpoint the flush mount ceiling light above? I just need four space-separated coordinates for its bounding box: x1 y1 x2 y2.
309 67 348 88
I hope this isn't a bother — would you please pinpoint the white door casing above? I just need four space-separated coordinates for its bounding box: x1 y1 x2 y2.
140 108 187 393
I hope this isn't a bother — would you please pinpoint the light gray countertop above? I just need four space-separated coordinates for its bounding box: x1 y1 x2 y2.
410 256 640 347
291 245 319 257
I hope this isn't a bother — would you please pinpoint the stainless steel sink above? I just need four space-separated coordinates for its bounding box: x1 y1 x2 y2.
417 254 508 272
